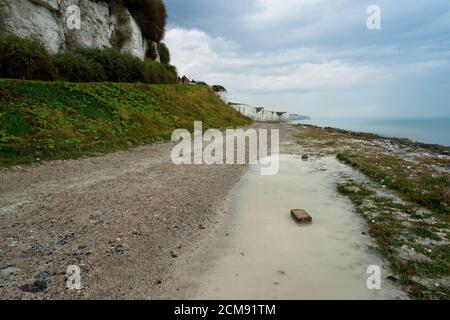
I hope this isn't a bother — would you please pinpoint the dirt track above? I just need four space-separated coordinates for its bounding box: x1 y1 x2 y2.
0 134 247 299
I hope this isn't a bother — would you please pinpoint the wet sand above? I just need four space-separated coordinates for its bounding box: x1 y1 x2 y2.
165 125 407 300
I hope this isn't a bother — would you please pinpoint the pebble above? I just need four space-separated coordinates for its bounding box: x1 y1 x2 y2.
20 280 47 293
37 271 50 281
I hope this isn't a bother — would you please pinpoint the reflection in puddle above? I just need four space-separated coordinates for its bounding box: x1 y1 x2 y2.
192 155 406 300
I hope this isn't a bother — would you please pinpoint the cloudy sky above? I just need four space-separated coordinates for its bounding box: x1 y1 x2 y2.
164 0 450 118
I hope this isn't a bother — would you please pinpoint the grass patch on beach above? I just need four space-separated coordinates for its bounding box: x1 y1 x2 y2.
337 181 450 299
337 152 449 217
0 79 250 166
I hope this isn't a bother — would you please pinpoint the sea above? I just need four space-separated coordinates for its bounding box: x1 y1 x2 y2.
291 118 450 146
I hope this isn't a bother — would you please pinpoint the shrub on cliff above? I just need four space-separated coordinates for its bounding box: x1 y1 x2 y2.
0 33 177 84
123 0 167 42
73 48 144 83
142 60 177 84
0 32 57 81
157 42 170 64
52 51 107 82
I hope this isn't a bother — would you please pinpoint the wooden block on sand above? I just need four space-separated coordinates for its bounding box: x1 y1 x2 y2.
291 209 312 224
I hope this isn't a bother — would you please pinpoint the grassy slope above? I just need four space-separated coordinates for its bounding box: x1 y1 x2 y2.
0 79 250 165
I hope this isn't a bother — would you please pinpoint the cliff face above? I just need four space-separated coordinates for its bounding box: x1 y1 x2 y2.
0 0 157 60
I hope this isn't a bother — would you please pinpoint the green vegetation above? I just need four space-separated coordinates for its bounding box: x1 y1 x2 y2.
337 181 450 299
122 0 167 42
0 79 251 166
97 0 167 43
337 152 450 216
52 51 107 82
157 42 170 64
69 48 144 83
212 85 227 92
1 33 178 84
142 60 177 84
0 32 57 81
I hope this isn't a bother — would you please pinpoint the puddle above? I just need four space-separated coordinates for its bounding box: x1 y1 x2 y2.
189 155 407 300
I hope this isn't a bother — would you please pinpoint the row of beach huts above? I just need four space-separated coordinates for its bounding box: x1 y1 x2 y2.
228 103 307 123
209 84 308 123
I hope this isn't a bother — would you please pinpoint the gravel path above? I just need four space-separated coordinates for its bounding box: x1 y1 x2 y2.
0 138 247 299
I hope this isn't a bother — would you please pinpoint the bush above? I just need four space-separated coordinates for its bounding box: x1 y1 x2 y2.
142 60 177 84
123 0 167 42
212 85 227 92
52 51 107 82
157 42 170 64
0 32 177 85
0 32 57 80
73 48 144 82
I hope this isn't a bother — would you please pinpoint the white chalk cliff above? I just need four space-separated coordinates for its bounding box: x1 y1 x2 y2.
0 0 155 60
229 103 307 123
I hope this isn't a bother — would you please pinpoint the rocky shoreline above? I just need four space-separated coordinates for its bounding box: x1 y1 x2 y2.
295 123 450 299
303 124 450 155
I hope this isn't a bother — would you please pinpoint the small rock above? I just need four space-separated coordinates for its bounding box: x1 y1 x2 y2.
57 233 75 246
198 224 205 230
385 275 398 282
20 280 47 293
301 154 309 161
170 251 178 258
345 186 361 193
291 209 312 224
1 266 20 278
37 271 50 281
113 244 125 255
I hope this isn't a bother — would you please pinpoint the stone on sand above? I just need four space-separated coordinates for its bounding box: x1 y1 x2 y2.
291 209 312 224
